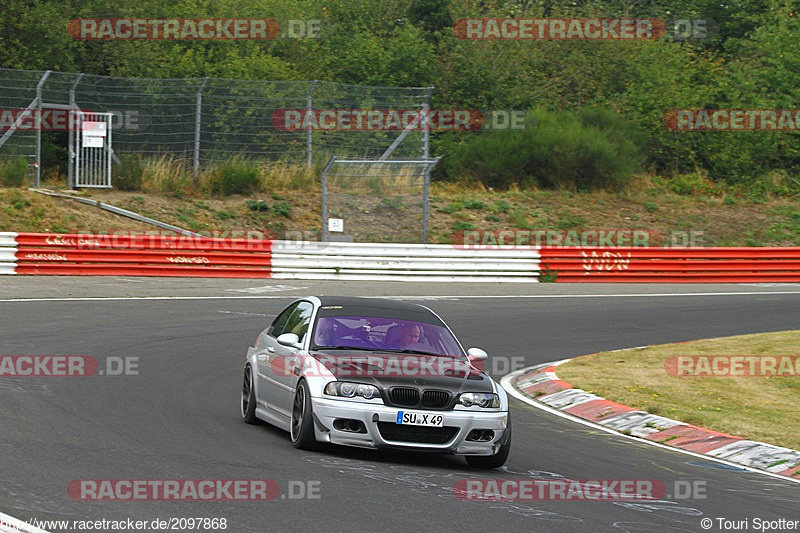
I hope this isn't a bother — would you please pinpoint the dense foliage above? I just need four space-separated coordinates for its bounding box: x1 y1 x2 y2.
1 0 798 190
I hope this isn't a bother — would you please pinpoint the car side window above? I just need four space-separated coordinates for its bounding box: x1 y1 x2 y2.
283 302 313 342
268 303 299 338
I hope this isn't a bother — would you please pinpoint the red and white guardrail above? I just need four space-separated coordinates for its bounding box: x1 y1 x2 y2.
3 232 800 282
540 247 800 282
0 233 541 282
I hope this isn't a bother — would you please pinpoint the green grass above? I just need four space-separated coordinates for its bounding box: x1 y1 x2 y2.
438 202 463 214
272 201 292 217
464 198 486 210
558 330 800 450
214 209 237 220
246 200 270 212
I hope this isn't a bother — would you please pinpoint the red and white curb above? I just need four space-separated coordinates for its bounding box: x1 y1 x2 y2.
501 359 800 482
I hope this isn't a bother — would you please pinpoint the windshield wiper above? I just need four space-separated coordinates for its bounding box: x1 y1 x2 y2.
313 345 372 351
369 348 442 356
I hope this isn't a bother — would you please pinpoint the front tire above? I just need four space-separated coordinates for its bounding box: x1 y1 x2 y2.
465 419 512 469
241 365 258 424
290 380 319 450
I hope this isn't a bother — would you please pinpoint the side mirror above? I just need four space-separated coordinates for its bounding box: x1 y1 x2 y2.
467 347 488 361
277 333 301 348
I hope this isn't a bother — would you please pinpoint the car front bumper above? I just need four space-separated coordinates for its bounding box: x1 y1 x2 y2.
311 397 509 456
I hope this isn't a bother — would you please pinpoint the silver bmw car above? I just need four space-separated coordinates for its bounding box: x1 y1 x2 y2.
240 296 511 468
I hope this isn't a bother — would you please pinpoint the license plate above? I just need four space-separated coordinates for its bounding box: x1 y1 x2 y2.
396 411 443 427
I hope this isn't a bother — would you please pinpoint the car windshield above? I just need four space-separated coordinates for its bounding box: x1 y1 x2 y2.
312 314 464 356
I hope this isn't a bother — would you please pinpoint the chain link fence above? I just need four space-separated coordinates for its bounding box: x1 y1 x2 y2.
321 158 440 243
0 67 432 183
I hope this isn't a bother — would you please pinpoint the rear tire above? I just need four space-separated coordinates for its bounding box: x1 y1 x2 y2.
241 365 258 424
290 380 319 450
465 418 512 469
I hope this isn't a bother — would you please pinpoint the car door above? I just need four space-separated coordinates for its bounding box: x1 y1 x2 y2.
256 302 298 414
258 301 313 419
270 301 314 418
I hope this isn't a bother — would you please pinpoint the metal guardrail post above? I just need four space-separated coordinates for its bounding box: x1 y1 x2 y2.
194 77 209 179
423 157 441 244
307 80 318 168
34 70 52 187
423 85 434 159
320 156 337 242
68 73 84 190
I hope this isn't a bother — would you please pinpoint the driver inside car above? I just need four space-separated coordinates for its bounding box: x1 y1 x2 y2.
384 323 421 350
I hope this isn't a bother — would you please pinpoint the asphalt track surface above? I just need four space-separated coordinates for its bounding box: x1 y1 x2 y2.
1 279 799 533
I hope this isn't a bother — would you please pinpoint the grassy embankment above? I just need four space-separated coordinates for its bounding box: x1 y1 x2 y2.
558 330 800 452
2 157 800 246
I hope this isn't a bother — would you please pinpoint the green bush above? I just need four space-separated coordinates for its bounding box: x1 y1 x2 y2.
668 172 716 196
272 201 292 217
490 199 510 213
246 199 270 211
463 198 486 210
208 157 261 196
0 158 29 187
439 108 644 191
114 154 145 191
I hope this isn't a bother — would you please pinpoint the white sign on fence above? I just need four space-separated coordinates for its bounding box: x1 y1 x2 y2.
328 218 344 232
82 136 104 148
82 121 107 137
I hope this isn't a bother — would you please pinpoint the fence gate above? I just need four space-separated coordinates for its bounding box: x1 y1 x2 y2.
73 111 112 188
321 157 440 243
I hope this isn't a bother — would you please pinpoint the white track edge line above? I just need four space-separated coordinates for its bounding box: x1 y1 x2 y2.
500 365 800 485
4 290 800 303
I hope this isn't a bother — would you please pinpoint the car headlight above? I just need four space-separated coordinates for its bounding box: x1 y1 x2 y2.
324 381 381 400
458 392 500 408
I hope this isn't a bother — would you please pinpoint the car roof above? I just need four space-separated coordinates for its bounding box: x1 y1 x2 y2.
316 296 431 313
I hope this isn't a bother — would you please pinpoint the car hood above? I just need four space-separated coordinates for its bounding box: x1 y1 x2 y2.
309 351 494 394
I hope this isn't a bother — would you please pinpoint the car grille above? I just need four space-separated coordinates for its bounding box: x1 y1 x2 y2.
377 422 459 445
389 387 420 407
421 390 451 408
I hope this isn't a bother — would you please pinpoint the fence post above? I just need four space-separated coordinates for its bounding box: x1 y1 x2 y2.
423 85 434 159
320 156 337 241
307 80 318 168
34 70 51 187
422 157 440 244
68 73 84 190
194 77 209 179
